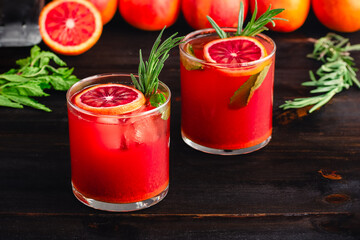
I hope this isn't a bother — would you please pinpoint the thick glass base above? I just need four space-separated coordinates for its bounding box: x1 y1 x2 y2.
72 183 169 212
182 131 271 155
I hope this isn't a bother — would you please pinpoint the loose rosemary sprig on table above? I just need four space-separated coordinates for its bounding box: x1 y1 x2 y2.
280 33 360 113
131 28 183 107
206 0 286 38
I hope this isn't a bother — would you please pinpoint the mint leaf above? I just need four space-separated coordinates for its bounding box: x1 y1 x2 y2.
0 74 29 82
20 66 48 77
0 45 79 111
2 82 50 97
47 66 74 78
30 45 41 58
46 75 76 91
180 43 204 71
150 92 166 107
160 106 170 120
149 92 170 120
0 95 23 108
4 94 51 112
15 57 31 68
229 64 271 108
31 51 66 67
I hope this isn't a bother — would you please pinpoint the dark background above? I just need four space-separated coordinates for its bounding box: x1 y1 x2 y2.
0 6 359 240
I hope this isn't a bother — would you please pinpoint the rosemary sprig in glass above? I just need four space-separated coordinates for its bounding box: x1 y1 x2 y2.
131 28 183 107
206 0 286 38
280 33 360 113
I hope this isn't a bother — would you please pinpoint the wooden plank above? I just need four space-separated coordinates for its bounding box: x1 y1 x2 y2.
0 214 358 239
0 11 359 239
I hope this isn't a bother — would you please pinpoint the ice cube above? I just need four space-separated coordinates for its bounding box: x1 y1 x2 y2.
95 117 125 150
123 114 163 145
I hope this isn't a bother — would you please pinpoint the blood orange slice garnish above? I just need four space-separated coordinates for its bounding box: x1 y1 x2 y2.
74 84 146 115
203 36 268 75
39 0 103 55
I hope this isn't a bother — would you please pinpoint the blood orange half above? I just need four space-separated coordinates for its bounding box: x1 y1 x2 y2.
74 83 146 115
203 36 268 75
39 0 103 55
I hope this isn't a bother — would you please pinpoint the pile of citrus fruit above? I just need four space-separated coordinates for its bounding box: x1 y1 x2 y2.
38 0 360 56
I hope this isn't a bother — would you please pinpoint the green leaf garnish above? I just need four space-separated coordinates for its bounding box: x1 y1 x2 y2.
207 0 286 38
204 0 284 108
149 92 167 107
0 45 79 112
150 92 171 120
229 64 271 108
131 27 183 107
180 43 204 71
280 33 360 113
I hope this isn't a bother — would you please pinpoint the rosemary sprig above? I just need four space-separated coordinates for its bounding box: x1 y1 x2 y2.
206 0 286 38
280 33 360 113
131 28 183 107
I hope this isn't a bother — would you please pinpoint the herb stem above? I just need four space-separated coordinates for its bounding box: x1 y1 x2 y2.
206 0 285 38
131 27 183 106
280 33 360 113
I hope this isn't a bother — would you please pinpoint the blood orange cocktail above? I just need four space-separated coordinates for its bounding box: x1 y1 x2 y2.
66 74 170 211
179 28 276 155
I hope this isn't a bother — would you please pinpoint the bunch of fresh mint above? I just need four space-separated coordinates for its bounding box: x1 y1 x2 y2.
0 46 79 112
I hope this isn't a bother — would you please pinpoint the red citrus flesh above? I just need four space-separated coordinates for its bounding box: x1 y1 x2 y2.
202 36 269 76
74 83 146 115
203 36 267 66
39 0 103 55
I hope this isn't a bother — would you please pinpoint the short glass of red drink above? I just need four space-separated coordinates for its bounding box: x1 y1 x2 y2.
179 28 276 155
67 73 170 211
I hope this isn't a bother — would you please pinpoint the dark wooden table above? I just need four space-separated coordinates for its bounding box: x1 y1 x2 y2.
1 12 359 239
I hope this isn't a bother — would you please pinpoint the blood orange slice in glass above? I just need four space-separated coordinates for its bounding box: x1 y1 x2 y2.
39 0 103 55
74 83 146 115
203 36 268 75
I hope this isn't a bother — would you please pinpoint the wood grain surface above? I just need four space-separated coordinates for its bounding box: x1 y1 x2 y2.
0 12 359 240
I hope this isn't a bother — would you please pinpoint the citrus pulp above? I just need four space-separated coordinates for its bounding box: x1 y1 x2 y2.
203 36 268 75
74 83 146 115
39 0 103 55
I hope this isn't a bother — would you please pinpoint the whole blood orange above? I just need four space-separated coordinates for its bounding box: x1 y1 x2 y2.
182 0 248 30
250 0 310 32
118 0 180 31
74 83 146 115
312 0 360 32
87 0 117 25
39 0 103 55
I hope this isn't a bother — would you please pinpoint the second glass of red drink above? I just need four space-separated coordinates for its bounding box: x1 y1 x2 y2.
179 28 276 155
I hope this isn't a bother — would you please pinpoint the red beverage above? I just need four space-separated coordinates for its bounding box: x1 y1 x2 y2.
67 74 170 211
179 29 276 154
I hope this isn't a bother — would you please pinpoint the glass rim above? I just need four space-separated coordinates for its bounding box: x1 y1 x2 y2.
179 28 276 67
66 73 171 118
